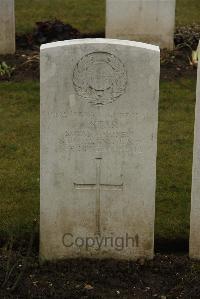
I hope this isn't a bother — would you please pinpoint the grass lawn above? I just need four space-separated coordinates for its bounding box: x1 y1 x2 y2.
0 0 198 245
15 0 200 34
156 78 196 242
0 82 39 239
0 77 196 242
15 0 105 34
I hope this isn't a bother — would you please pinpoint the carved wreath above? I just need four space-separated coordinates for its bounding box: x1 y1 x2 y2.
73 52 127 105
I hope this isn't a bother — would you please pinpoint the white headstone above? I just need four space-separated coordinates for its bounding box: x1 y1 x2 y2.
106 0 176 50
190 43 200 259
0 0 15 54
40 39 160 261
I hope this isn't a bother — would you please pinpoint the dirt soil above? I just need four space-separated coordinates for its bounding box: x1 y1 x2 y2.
0 22 200 82
0 249 200 299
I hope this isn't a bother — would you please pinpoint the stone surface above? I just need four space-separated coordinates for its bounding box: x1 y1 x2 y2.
106 0 176 49
40 39 160 261
0 0 15 54
190 43 200 259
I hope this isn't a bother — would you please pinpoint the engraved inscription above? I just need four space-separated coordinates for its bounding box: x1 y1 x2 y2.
73 52 127 105
63 128 139 154
46 110 148 155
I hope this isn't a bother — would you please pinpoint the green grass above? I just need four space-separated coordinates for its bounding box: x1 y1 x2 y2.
15 0 105 34
0 78 196 242
0 82 39 238
156 78 196 241
15 0 200 34
176 0 200 26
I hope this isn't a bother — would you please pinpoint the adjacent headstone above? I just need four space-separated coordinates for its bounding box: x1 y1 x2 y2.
0 0 15 54
40 39 160 261
190 43 200 259
106 0 176 49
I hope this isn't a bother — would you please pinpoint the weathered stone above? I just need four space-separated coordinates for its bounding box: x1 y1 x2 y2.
0 0 15 54
40 39 160 261
106 0 176 49
190 43 200 259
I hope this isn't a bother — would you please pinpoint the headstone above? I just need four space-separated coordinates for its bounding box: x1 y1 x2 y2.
106 0 176 49
190 43 200 259
0 0 15 54
40 39 160 261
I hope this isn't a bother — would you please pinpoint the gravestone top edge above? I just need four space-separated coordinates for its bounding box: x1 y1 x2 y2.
40 38 160 52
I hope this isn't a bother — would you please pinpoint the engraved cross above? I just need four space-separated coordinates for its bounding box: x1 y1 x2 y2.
74 158 123 235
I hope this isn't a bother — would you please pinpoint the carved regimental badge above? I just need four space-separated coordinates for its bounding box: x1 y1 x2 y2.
73 52 127 105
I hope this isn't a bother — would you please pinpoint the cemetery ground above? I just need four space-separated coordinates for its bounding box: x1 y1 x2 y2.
0 0 200 298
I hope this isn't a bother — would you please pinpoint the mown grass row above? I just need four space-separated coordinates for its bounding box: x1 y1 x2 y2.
15 0 200 34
